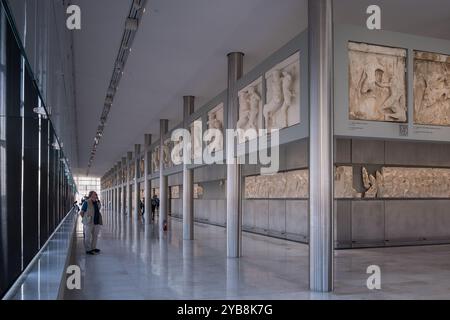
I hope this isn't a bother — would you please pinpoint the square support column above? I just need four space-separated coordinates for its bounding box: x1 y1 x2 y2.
144 134 152 223
183 96 195 240
134 144 141 220
308 0 334 292
159 119 169 232
226 52 244 258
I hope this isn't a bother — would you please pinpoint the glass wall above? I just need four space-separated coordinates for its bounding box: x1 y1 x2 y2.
0 2 76 298
74 176 101 202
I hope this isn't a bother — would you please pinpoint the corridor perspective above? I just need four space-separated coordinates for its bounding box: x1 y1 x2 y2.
2 0 450 304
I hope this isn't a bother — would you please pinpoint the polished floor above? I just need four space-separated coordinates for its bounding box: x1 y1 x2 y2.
63 209 450 300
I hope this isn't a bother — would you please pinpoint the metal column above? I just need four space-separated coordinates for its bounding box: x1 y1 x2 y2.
113 165 117 214
134 144 141 220
226 52 244 258
122 157 127 215
127 152 133 217
116 161 121 215
144 134 152 223
308 0 334 292
159 119 169 232
183 96 195 240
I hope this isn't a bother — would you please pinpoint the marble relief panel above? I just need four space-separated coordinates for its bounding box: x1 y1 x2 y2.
414 51 450 126
237 77 263 143
171 186 180 199
264 52 301 131
163 139 172 168
151 146 160 173
245 169 308 199
335 166 362 198
348 42 407 122
380 167 450 198
194 184 204 199
190 118 203 160
207 103 224 152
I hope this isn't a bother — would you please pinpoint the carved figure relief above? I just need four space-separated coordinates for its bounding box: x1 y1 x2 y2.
245 169 308 199
193 184 203 199
264 52 300 130
190 119 203 160
207 104 224 152
414 51 450 126
335 166 361 198
362 167 383 198
171 186 180 199
163 139 171 168
152 146 160 172
237 78 263 142
348 42 407 122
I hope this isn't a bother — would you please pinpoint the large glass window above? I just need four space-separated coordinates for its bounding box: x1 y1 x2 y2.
74 176 101 202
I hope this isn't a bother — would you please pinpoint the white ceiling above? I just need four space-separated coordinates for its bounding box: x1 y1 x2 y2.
72 0 450 177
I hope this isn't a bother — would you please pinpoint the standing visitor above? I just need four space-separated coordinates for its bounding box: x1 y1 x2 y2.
80 191 103 255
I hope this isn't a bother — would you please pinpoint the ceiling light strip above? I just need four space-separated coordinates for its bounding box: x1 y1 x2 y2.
86 0 147 176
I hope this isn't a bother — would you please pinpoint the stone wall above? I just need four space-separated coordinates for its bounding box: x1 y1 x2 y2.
335 138 450 248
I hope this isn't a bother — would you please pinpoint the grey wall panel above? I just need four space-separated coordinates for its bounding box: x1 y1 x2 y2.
335 139 351 164
217 200 226 226
193 199 226 226
385 200 450 242
284 139 308 170
334 200 352 248
385 141 450 167
199 180 226 200
194 165 226 183
268 200 286 234
286 200 308 238
254 200 269 232
351 140 385 164
351 201 385 245
170 199 182 218
168 173 182 186
243 200 269 232
242 200 255 229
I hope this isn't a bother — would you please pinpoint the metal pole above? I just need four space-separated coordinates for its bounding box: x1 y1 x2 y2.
183 96 195 240
226 52 244 258
122 157 127 215
144 134 152 223
159 120 169 232
127 151 133 217
134 144 141 220
308 0 334 292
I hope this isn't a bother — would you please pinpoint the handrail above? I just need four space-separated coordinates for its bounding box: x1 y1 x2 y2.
1 207 78 300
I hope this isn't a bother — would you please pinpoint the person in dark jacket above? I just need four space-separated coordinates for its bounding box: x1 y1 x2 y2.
151 194 160 221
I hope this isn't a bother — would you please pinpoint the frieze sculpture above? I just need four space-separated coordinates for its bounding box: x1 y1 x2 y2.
163 140 171 168
207 105 224 151
190 120 203 160
348 42 407 122
264 52 300 130
264 70 296 130
237 82 262 139
335 166 361 198
245 169 308 199
414 51 450 126
152 146 160 172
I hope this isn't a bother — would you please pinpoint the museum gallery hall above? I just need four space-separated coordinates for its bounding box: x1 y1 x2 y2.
1 0 450 301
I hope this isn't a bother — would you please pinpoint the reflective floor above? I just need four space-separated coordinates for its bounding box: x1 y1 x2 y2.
63 209 450 300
